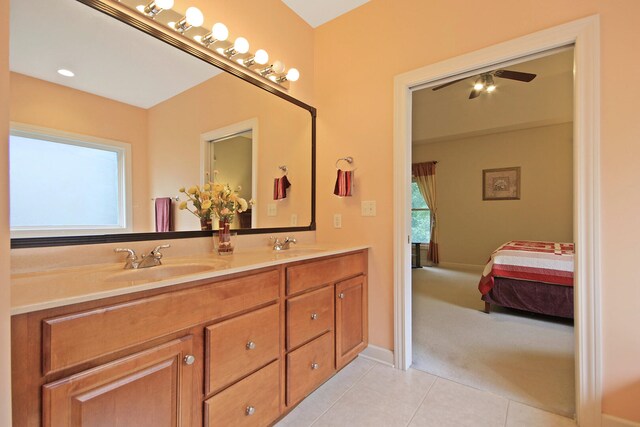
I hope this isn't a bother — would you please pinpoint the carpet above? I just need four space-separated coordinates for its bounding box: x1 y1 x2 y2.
411 265 575 417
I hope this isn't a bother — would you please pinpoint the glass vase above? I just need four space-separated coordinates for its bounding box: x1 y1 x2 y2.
215 220 234 255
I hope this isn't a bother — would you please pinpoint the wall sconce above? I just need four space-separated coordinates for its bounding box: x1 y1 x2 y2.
195 22 229 47
128 3 300 87
136 0 174 18
260 60 285 77
170 6 204 33
224 37 250 58
241 49 269 67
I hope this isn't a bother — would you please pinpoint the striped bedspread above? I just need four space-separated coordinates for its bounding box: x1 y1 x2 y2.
478 240 574 295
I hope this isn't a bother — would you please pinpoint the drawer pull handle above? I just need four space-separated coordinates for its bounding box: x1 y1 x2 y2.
246 406 256 416
311 362 319 370
338 292 345 299
183 354 196 365
246 341 256 350
310 313 318 320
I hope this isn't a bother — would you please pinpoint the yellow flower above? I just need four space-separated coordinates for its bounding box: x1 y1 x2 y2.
187 186 197 195
178 187 185 193
178 201 187 210
203 183 211 191
201 200 212 210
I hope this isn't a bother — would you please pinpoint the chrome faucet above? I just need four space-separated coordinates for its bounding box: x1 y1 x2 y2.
114 244 170 269
270 236 297 251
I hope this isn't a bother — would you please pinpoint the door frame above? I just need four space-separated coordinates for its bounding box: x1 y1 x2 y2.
393 16 601 426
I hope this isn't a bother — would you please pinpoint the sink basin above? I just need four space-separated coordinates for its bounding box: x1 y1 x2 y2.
105 262 227 283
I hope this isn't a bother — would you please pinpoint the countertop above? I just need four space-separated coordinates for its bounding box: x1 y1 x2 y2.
10 244 369 315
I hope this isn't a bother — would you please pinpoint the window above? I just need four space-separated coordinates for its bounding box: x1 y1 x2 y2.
9 126 131 236
411 181 430 243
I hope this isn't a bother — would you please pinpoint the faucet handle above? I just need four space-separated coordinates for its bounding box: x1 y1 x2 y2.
285 237 297 244
151 244 170 259
114 248 137 259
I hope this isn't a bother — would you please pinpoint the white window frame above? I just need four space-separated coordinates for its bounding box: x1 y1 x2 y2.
9 123 133 237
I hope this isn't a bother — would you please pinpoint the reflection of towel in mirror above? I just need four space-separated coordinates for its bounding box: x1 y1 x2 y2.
155 197 172 232
274 175 291 200
333 169 353 197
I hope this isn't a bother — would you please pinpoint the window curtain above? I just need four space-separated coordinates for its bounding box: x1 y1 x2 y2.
412 162 439 264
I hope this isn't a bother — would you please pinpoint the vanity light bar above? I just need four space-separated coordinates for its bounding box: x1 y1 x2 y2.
129 2 300 87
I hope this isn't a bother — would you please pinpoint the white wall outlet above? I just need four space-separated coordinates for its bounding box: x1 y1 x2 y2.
333 214 342 228
361 200 377 217
291 214 298 226
267 203 277 217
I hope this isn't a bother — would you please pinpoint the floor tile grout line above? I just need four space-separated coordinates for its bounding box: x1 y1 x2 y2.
404 375 438 426
308 360 377 426
504 400 511 427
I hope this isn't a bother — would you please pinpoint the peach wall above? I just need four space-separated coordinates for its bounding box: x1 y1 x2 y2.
147 72 311 231
0 0 11 422
413 123 574 265
314 0 640 421
9 73 151 232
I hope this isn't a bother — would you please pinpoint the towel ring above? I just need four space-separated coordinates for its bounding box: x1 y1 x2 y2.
278 165 288 176
335 156 355 171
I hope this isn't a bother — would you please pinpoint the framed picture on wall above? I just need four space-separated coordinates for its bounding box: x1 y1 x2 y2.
482 167 521 200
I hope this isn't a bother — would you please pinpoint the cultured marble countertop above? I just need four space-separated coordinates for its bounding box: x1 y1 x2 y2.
10 245 369 316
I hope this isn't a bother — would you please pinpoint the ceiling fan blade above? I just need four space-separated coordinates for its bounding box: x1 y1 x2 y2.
494 69 537 82
469 88 482 99
432 77 466 91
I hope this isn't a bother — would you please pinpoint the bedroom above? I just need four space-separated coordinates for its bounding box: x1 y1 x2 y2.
410 47 575 416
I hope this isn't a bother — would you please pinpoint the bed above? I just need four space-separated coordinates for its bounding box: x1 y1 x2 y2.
478 240 574 319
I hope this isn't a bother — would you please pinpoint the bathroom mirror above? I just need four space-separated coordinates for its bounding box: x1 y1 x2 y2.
9 0 315 247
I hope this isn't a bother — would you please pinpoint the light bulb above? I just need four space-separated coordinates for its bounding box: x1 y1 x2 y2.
286 68 300 82
212 23 228 41
185 7 204 27
473 82 484 91
57 69 74 77
155 0 174 9
234 37 250 54
254 49 269 65
486 84 496 93
272 60 285 74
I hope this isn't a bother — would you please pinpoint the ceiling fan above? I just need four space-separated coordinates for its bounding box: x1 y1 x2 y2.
432 69 537 99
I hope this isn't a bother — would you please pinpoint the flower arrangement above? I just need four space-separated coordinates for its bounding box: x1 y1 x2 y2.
178 181 251 226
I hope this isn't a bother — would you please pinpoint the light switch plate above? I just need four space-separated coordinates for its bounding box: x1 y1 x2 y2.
291 214 298 226
267 203 277 216
333 214 342 228
361 201 377 216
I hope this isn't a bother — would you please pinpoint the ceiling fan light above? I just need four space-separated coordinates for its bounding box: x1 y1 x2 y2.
473 82 484 91
486 84 496 93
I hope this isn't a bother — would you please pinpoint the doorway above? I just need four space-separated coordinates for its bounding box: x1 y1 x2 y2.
393 16 601 426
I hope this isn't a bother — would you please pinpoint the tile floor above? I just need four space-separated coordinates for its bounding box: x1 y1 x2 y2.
276 357 576 427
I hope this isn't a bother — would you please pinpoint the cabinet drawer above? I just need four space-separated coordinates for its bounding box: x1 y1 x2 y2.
206 304 280 394
43 269 280 374
286 286 333 350
286 252 365 295
286 331 334 406
204 360 280 427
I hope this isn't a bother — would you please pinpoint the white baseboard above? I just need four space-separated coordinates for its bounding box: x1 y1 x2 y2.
358 344 395 367
438 262 485 270
603 414 640 427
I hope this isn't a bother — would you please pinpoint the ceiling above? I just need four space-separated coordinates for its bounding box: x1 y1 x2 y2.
10 0 221 109
412 48 575 144
281 0 370 28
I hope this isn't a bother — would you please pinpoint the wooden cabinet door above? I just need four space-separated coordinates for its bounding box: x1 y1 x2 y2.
43 336 195 427
335 275 368 370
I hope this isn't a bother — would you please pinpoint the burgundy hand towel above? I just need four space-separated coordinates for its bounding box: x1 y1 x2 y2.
333 169 353 197
274 175 291 200
155 197 172 232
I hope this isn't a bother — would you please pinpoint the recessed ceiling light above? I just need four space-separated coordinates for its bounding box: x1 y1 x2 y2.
57 69 75 77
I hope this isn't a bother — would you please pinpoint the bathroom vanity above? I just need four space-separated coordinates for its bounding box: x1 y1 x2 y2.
10 247 368 426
